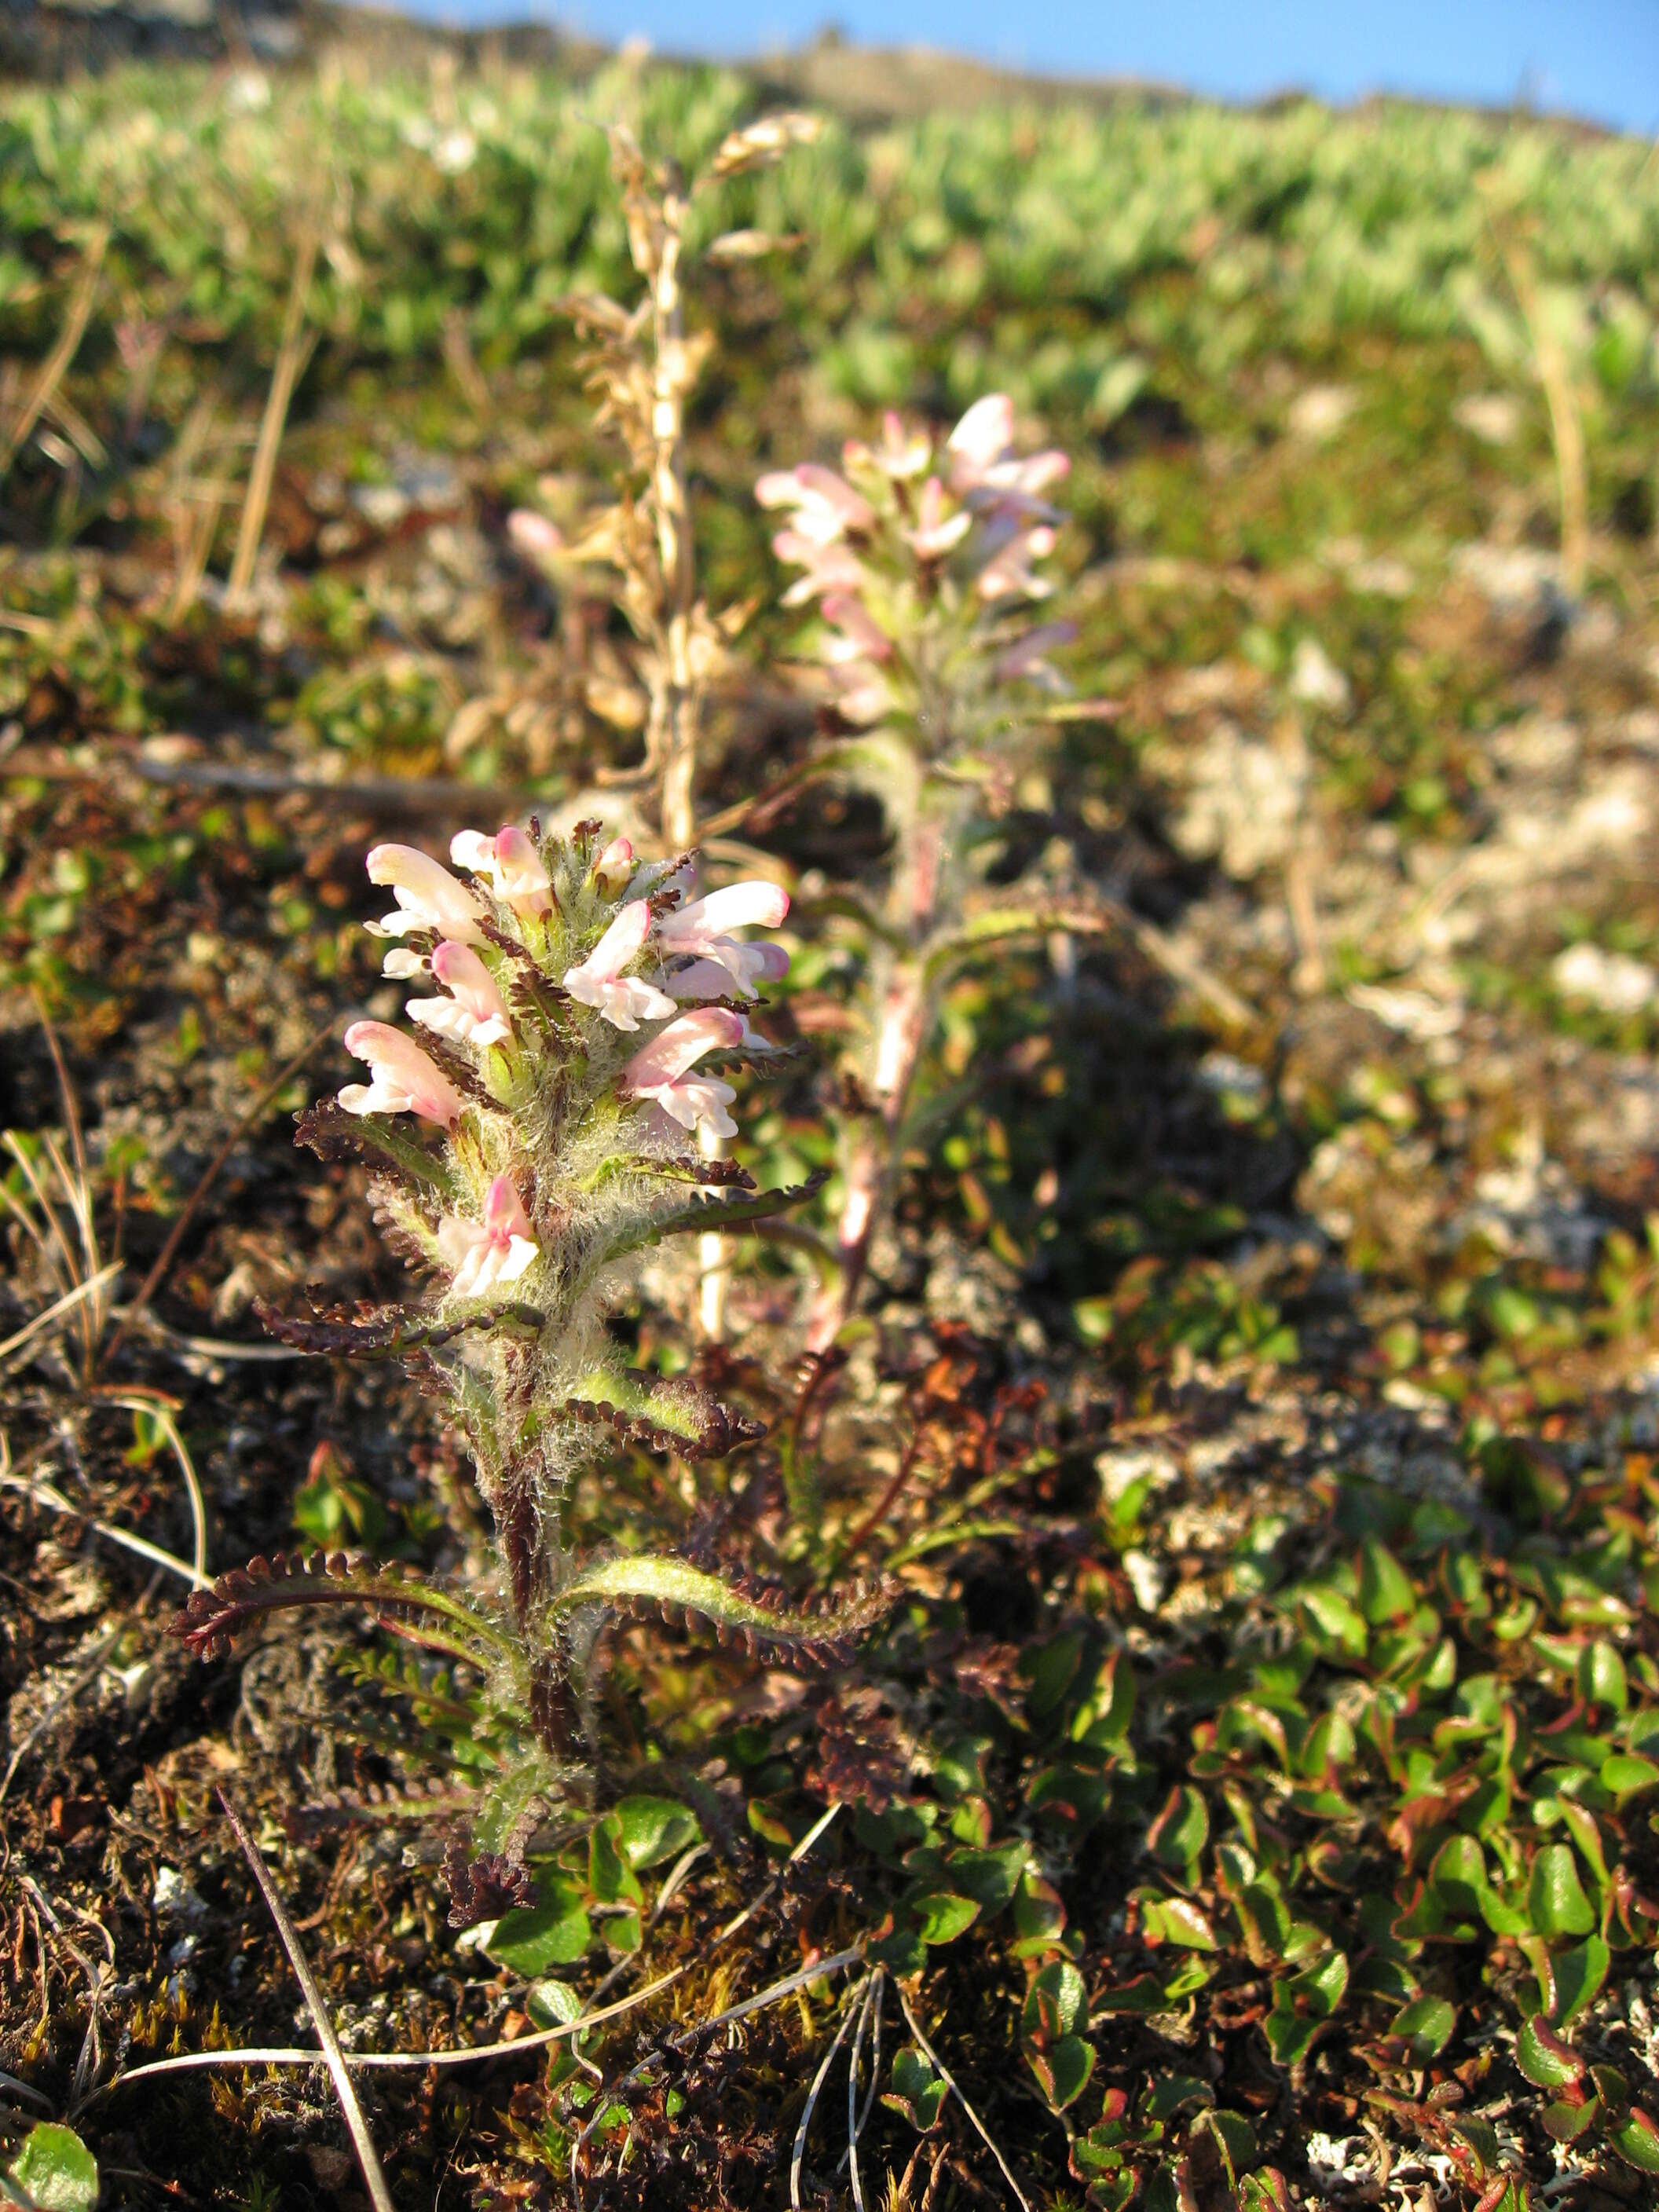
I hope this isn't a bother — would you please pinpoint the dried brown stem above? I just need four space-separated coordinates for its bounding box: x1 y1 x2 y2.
0 224 109 481
217 1790 397 2212
225 222 320 609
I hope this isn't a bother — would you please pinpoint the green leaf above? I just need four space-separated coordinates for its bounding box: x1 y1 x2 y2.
553 1553 888 1657
1024 1959 1088 2041
609 1796 701 1871
1601 1753 1659 1800
1028 2033 1096 2111
600 1167 830 1262
1578 1641 1628 1712
4 2125 99 2212
526 1978 583 2029
1264 1951 1347 2067
912 1892 980 1946
588 1821 643 1906
1147 1785 1209 1879
1296 1583 1368 1656
1358 1539 1416 1625
1515 2014 1583 2089
1391 1994 1456 2060
1607 2107 1659 2175
884 2046 947 2131
1551 1935 1609 2027
1140 1894 1218 1950
1528 1844 1595 1937
487 1886 593 1974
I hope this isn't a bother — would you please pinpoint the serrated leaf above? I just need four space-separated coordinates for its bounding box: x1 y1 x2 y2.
601 1167 829 1262
553 1553 888 1665
1515 2014 1584 2089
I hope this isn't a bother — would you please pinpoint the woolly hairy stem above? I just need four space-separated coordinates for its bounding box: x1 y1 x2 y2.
808 809 943 1353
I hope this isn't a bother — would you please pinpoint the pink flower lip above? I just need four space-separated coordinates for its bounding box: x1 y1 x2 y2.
339 1021 463 1126
437 1172 538 1297
621 1006 743 1089
562 899 676 1031
365 844 485 944
947 394 1016 473
621 1008 743 1141
407 939 513 1049
449 825 552 916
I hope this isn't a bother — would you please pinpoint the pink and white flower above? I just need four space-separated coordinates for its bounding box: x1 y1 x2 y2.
449 825 553 917
407 940 513 1050
591 836 635 896
946 394 1016 477
755 463 874 544
820 594 894 665
903 476 972 561
562 899 677 1031
772 529 866 606
667 945 791 1001
437 1173 539 1298
657 881 790 998
621 1007 744 1141
947 394 1069 516
844 411 932 482
975 522 1057 602
366 844 485 943
339 1022 463 1126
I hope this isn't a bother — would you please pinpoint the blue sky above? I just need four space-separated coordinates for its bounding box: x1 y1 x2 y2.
399 0 1659 137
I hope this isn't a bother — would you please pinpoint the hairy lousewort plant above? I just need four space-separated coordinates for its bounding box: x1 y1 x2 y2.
760 397 1106 1348
170 819 884 1859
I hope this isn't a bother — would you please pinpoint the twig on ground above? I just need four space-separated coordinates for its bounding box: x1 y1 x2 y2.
790 1976 869 2212
895 1979 1033 2212
217 1790 397 2212
97 1806 851 2100
0 1456 209 1590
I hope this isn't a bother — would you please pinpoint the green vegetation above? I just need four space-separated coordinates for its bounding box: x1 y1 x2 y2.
4 42 1659 2212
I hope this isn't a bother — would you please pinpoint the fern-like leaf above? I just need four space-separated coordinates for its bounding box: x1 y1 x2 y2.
167 1551 511 1665
553 1553 892 1669
560 1368 766 1458
295 1100 457 1199
602 1166 830 1263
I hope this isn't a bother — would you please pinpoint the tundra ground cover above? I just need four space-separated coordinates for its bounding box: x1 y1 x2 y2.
3 39 1659 2212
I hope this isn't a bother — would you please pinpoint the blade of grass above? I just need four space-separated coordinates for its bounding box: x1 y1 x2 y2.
0 1263 123 1369
0 224 109 481
217 1791 396 2212
225 222 320 610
